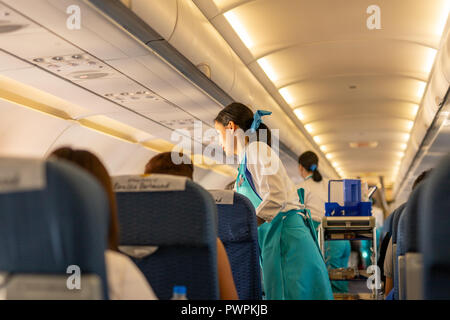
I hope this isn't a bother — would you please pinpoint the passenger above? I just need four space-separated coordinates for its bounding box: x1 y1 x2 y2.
214 102 333 300
50 147 157 300
371 198 384 254
297 151 351 294
383 169 432 297
144 151 239 300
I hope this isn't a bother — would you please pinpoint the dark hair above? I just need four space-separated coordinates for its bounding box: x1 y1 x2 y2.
412 169 432 191
298 151 322 182
50 147 120 252
145 152 194 179
214 102 271 146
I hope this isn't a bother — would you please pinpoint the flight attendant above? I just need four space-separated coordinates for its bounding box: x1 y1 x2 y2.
297 151 351 293
214 102 333 300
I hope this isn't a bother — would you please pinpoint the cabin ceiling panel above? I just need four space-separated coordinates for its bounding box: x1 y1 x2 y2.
283 76 426 108
255 41 435 88
296 102 419 123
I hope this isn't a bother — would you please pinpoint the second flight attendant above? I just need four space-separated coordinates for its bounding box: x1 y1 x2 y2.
297 151 351 293
214 102 333 300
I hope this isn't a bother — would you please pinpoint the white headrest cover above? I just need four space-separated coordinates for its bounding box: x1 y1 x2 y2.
112 174 187 192
208 190 234 205
0 158 46 193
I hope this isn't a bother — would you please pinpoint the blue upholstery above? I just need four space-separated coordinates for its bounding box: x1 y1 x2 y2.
390 204 406 300
381 210 395 240
396 185 424 300
419 153 450 299
115 176 219 300
377 205 404 282
398 184 424 257
385 289 394 300
391 204 407 246
0 159 110 299
216 192 261 300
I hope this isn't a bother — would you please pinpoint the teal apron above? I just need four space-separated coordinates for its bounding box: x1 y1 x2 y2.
297 184 351 293
236 154 333 300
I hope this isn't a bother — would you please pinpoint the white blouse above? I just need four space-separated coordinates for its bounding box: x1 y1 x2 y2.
297 176 329 222
105 250 158 300
238 141 302 222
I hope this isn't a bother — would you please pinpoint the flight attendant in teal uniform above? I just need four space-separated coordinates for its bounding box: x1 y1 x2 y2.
214 102 333 300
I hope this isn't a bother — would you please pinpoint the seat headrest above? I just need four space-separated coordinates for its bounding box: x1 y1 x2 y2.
114 174 217 247
0 158 110 299
0 158 46 193
392 202 407 244
399 184 425 254
112 174 187 193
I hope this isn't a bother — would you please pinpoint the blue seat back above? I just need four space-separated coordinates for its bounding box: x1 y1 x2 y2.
381 210 395 240
212 190 261 300
0 158 110 299
114 175 219 300
390 203 406 300
391 203 407 245
419 153 450 299
398 184 424 256
396 184 424 300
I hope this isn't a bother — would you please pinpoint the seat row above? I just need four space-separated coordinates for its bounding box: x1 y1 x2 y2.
380 153 450 300
0 158 261 300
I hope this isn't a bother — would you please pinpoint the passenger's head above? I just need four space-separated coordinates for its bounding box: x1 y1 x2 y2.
49 147 119 252
298 151 323 182
144 152 194 179
412 169 432 191
214 102 272 156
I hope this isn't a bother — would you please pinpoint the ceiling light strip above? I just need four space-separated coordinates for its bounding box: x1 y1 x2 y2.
0 88 71 120
224 11 254 48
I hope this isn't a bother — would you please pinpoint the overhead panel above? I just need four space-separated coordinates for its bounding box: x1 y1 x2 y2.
0 0 240 180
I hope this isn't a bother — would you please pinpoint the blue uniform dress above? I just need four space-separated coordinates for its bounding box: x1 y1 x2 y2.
297 183 351 293
235 154 333 300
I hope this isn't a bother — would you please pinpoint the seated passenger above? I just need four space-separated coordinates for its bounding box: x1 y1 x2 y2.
383 169 432 296
50 147 157 300
145 151 239 300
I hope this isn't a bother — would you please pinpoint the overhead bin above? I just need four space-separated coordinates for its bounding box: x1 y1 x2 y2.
126 0 337 178
393 28 450 200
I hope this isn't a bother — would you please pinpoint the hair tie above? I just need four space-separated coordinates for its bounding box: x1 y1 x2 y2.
309 164 317 171
250 110 272 133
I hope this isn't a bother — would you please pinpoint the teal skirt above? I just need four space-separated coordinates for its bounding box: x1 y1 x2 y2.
258 210 333 300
